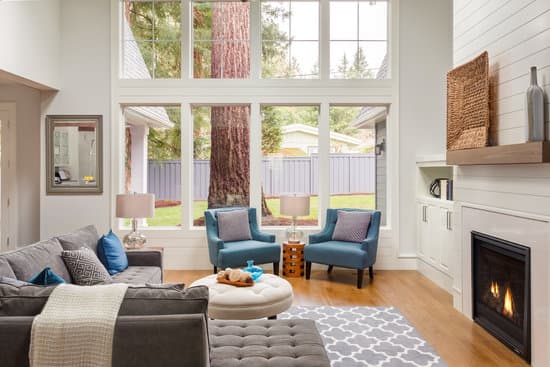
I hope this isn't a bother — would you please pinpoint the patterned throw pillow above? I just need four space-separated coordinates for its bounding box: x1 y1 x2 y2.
61 247 111 286
217 209 252 242
332 210 371 243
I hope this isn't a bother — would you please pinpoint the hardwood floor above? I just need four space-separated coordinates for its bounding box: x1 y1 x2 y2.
165 268 529 367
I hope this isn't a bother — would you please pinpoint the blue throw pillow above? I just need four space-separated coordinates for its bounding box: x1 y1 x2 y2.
97 230 128 275
27 267 65 286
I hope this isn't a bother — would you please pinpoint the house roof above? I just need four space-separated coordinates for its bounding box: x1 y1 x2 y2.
352 54 390 129
123 19 174 129
282 123 362 146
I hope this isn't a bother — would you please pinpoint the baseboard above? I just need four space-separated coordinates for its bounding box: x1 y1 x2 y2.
417 259 453 294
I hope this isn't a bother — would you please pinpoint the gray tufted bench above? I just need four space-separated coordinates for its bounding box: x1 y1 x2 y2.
209 319 331 367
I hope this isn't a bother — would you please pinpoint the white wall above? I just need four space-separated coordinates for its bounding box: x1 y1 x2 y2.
0 0 61 89
40 0 111 239
399 0 453 256
0 84 41 245
453 0 550 215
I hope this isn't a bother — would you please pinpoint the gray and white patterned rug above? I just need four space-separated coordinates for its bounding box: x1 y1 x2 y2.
280 306 447 367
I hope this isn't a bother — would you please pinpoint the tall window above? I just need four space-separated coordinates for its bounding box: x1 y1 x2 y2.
122 0 182 79
192 105 251 226
193 2 251 79
123 105 182 227
261 106 320 226
330 0 388 79
261 1 320 79
329 105 387 224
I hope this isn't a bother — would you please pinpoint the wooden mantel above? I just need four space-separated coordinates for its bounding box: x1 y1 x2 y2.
446 141 550 165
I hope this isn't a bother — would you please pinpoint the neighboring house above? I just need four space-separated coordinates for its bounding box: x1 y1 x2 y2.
123 19 175 196
280 123 363 155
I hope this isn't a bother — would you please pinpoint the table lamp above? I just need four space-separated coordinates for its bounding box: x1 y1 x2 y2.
280 193 310 243
116 193 155 249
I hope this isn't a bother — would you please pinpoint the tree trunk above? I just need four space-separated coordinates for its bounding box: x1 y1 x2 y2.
208 3 251 209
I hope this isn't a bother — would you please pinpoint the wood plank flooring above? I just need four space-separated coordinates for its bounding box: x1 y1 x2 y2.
165 268 529 367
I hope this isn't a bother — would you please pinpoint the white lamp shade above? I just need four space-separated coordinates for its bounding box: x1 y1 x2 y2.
280 193 310 217
116 193 155 218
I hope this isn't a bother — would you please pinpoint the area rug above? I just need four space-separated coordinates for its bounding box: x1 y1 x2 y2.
280 306 447 367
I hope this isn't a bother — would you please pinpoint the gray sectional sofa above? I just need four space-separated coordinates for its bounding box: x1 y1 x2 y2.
0 226 331 367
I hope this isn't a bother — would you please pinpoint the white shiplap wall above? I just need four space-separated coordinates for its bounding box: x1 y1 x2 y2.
453 0 550 215
454 0 550 145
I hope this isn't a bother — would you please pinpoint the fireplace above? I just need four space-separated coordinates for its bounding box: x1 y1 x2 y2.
472 231 531 363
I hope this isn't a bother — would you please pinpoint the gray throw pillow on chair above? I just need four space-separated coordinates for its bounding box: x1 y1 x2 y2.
217 209 252 242
332 210 371 243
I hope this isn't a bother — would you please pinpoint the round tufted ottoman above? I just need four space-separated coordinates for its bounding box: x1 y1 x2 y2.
190 274 293 320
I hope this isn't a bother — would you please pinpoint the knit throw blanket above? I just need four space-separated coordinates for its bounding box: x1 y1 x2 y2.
29 283 129 367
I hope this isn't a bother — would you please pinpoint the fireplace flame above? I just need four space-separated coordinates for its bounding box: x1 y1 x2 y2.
490 281 500 298
503 287 514 317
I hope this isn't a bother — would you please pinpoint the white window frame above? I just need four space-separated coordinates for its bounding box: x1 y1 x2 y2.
110 0 400 252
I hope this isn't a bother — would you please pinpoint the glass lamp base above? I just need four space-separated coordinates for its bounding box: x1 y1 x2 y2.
285 227 303 244
123 231 147 249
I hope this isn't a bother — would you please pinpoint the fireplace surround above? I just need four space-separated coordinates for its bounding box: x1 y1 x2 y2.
472 231 531 363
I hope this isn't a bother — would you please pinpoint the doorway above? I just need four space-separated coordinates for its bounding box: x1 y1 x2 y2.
0 103 16 252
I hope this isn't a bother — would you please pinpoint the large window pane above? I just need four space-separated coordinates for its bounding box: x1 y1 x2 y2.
329 105 387 225
193 2 250 79
192 105 251 226
261 1 319 79
122 0 182 79
124 105 182 227
330 0 388 79
261 106 319 226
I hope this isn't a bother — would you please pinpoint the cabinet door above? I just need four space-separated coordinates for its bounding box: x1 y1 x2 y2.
439 208 453 273
417 203 429 259
427 205 440 265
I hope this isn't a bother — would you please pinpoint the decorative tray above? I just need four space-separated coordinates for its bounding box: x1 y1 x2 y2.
216 277 254 287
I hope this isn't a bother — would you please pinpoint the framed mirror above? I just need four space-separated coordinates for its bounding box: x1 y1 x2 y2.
46 115 103 195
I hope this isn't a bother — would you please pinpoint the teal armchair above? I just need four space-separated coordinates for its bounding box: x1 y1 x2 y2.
305 208 381 288
205 208 281 275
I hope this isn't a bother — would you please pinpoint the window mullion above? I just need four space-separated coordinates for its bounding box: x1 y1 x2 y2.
249 103 262 224
250 0 261 79
182 0 192 80
181 102 193 229
318 101 330 228
319 0 330 80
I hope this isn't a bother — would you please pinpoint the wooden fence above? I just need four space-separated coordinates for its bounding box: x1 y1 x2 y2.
148 154 375 201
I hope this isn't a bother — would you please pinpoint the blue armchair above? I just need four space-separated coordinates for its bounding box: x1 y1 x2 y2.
205 207 281 275
304 208 381 288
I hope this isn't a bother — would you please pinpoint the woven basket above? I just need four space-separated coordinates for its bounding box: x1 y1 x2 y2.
447 51 490 151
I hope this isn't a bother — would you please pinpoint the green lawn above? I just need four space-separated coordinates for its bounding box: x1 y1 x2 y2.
146 194 375 227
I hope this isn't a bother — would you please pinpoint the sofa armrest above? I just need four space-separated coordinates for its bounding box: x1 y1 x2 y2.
113 314 210 367
0 316 33 367
126 250 163 268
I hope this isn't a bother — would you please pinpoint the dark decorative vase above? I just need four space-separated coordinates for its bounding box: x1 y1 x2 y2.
526 66 545 142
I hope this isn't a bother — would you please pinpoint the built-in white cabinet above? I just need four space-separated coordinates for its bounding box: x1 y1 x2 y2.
416 157 454 292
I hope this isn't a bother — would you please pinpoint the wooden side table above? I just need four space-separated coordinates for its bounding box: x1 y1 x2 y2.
282 242 305 277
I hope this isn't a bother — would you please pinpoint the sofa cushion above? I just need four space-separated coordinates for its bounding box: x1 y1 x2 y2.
217 209 252 242
2 238 72 283
62 247 111 285
209 319 330 367
0 258 15 278
0 283 209 318
27 267 65 286
56 225 100 254
332 210 371 243
0 276 30 287
304 241 368 269
97 230 128 275
111 266 162 285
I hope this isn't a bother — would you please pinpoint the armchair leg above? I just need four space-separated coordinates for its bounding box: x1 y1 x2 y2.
273 262 280 276
327 265 333 273
369 266 374 280
213 266 218 274
357 269 364 289
305 262 312 280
